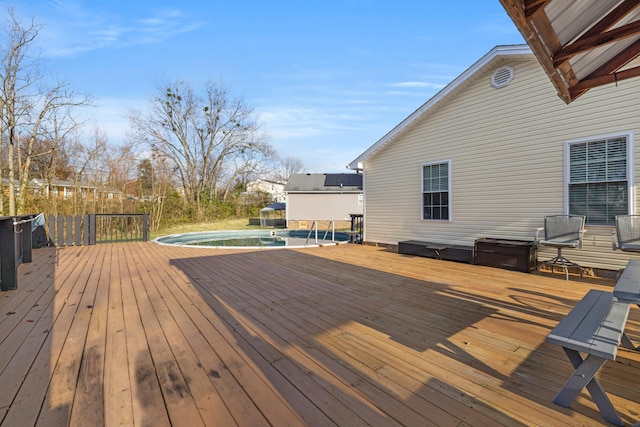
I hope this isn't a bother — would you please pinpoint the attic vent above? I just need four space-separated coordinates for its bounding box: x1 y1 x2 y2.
491 66 514 88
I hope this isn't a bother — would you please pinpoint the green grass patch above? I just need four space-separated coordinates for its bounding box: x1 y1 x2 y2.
152 217 261 239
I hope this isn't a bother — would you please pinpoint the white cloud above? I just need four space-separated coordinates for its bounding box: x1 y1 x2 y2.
26 3 204 58
72 96 147 145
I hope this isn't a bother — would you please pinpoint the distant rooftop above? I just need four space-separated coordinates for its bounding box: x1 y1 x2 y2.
283 173 362 193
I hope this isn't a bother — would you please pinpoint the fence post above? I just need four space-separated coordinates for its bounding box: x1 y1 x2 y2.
21 217 32 263
143 214 149 242
48 215 56 246
75 215 82 246
83 214 90 245
0 218 17 291
88 214 96 245
57 216 64 247
66 215 73 247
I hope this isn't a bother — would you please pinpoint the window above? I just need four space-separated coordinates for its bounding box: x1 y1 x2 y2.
422 161 450 220
566 133 633 225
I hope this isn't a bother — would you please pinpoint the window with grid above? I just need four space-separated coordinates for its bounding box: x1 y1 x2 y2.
422 161 450 220
567 136 629 225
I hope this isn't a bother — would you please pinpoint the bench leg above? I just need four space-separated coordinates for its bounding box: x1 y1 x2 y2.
554 348 623 426
622 332 637 350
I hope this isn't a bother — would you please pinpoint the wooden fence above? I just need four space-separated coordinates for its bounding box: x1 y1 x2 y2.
0 213 149 291
41 213 150 247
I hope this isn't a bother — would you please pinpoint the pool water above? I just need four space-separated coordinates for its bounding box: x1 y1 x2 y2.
154 229 350 248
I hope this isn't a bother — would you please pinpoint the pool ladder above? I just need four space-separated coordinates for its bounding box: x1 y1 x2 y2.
305 221 335 245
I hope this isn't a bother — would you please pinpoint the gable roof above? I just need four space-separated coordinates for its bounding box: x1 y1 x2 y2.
283 173 363 193
500 0 640 104
348 44 533 170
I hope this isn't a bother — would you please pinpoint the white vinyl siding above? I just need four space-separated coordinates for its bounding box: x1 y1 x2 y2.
565 133 633 225
286 193 363 221
360 55 640 271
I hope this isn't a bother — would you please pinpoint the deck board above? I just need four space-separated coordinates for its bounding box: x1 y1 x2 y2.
0 242 639 426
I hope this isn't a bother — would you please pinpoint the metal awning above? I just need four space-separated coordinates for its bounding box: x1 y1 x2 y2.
500 0 640 103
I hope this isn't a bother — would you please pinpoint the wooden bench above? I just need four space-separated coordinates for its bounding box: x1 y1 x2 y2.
614 258 640 305
546 289 630 426
614 259 640 351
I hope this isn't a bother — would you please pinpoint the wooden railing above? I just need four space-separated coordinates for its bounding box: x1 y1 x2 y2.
0 214 35 291
90 214 149 244
44 214 149 247
0 213 149 291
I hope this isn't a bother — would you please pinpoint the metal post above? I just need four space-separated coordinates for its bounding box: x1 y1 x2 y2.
142 214 149 241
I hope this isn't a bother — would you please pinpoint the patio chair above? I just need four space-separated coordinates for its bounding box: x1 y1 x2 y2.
535 215 586 280
612 215 640 253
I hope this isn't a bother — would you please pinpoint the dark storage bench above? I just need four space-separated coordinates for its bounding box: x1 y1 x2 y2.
398 240 474 263
475 238 537 273
398 240 445 258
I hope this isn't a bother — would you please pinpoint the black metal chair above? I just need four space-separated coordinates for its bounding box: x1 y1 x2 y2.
535 215 586 280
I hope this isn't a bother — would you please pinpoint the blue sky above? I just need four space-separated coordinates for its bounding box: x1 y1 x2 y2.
13 1 524 173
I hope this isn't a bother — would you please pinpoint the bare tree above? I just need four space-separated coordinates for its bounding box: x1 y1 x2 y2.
0 8 39 215
147 150 176 230
68 127 109 215
0 8 91 214
221 139 275 201
272 155 305 183
129 80 272 220
101 141 138 213
17 85 89 212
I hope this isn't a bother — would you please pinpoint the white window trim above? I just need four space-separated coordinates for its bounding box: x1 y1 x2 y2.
563 131 635 219
420 159 452 222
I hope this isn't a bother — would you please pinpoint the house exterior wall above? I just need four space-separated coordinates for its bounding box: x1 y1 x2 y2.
286 193 363 229
361 57 640 271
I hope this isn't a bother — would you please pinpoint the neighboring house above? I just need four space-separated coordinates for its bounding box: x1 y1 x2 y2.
30 179 97 200
284 173 363 229
246 179 286 203
348 44 640 272
97 186 124 202
29 179 124 201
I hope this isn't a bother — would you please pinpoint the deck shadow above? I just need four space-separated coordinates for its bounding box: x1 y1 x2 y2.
169 248 560 425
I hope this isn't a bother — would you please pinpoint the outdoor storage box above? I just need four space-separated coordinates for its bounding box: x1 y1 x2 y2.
398 240 474 264
474 238 537 273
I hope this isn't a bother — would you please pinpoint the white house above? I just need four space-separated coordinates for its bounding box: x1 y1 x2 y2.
245 179 286 203
349 44 640 273
284 173 363 230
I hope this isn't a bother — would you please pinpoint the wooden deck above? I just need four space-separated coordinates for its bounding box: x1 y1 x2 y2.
1 242 639 426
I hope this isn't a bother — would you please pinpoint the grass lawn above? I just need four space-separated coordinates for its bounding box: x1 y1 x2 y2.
151 217 261 239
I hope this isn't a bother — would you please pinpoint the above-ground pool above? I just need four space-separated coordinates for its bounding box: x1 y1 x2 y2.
153 229 351 248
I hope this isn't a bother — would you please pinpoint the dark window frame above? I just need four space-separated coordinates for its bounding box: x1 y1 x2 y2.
421 161 451 221
565 133 633 225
